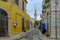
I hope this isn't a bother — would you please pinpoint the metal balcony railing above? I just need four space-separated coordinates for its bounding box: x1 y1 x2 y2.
43 5 46 9
45 0 49 3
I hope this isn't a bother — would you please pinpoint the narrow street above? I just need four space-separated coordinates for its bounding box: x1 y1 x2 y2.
0 0 60 40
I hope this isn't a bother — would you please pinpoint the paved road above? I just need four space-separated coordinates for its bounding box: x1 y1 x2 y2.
20 28 60 40
20 29 40 40
20 28 48 40
9 28 60 40
1 28 59 40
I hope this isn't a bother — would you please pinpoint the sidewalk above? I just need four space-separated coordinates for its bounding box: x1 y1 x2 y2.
0 28 35 40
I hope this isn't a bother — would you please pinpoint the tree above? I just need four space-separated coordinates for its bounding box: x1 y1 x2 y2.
34 20 39 27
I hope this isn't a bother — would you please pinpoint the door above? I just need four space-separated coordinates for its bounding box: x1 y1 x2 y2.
22 18 25 32
0 9 8 37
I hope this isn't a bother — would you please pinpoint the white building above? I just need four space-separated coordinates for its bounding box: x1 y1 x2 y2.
30 18 34 29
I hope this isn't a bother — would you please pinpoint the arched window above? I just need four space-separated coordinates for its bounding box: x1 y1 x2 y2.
0 9 8 37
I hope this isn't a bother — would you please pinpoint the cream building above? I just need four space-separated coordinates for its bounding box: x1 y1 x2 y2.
42 0 60 39
50 0 60 38
42 0 50 33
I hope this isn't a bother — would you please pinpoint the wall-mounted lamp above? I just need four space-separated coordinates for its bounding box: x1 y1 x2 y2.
13 22 18 28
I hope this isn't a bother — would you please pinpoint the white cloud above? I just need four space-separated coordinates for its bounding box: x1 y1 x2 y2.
26 0 42 20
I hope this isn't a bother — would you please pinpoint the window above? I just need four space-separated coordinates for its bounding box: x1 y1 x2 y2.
0 9 8 36
2 0 7 2
22 0 24 11
15 0 19 6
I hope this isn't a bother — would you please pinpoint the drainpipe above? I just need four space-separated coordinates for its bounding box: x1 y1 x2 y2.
55 0 58 39
49 0 51 38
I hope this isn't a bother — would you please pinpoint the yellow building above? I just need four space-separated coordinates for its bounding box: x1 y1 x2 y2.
0 0 30 37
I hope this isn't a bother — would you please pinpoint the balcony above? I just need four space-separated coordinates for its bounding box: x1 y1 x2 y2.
45 0 49 4
40 15 43 18
43 5 46 9
42 13 46 15
42 9 49 15
42 9 46 13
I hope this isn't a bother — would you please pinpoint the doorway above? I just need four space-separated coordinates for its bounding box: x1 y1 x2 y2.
0 9 8 37
22 18 25 32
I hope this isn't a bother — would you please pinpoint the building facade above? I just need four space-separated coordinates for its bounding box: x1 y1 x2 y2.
42 0 60 38
42 0 50 33
0 0 30 37
0 0 27 13
30 18 34 29
50 0 60 38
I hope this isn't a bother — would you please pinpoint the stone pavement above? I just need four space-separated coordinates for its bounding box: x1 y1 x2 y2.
24 28 60 40
0 28 60 40
0 28 35 40
24 28 50 40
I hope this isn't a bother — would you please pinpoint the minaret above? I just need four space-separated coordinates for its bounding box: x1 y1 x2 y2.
34 9 37 21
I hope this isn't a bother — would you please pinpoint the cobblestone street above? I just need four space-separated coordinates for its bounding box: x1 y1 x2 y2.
20 28 60 40
0 28 60 40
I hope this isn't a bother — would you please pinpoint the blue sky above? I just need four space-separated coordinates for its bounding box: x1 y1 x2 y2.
26 0 42 20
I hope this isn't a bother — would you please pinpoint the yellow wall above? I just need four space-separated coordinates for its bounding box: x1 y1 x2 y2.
0 1 30 36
